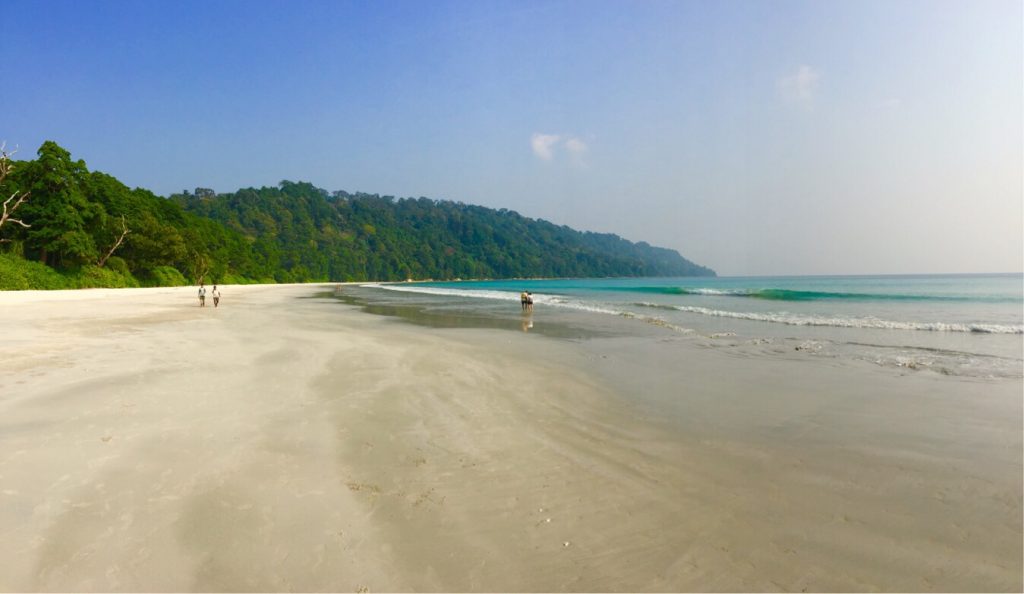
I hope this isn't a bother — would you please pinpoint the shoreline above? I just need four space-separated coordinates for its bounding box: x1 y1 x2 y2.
0 284 1020 591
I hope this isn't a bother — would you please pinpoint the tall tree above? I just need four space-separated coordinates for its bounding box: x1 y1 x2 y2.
20 141 102 266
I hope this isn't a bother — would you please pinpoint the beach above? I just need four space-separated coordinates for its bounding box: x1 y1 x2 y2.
0 284 1020 592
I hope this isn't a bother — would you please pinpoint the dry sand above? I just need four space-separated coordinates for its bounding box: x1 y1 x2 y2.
0 284 1020 592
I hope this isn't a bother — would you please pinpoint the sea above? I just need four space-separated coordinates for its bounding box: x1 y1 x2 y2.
340 274 1023 380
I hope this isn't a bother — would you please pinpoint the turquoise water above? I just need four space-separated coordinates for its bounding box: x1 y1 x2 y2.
349 274 1023 378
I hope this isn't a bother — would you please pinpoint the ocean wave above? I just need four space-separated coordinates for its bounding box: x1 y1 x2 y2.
367 283 572 308
845 341 1022 360
370 283 518 301
365 283 695 327
363 284 1022 334
619 286 991 302
633 302 1024 334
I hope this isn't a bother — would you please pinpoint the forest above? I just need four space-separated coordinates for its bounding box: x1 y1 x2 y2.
0 141 714 289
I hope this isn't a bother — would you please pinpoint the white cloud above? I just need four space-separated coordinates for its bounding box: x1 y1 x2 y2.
565 137 588 155
777 65 820 105
531 133 590 166
565 137 589 167
531 133 561 160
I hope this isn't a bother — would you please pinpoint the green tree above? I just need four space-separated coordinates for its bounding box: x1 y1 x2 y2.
20 141 102 267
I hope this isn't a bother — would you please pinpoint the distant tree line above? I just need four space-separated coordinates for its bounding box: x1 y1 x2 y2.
0 141 714 289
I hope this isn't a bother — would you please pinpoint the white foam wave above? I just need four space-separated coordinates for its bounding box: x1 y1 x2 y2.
364 285 1023 335
636 302 1024 334
367 283 571 306
366 283 688 326
371 284 517 301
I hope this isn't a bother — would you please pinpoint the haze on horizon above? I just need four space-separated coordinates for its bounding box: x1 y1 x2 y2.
3 0 1021 277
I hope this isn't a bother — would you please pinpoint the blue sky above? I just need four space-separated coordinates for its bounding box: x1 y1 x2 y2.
3 0 1021 275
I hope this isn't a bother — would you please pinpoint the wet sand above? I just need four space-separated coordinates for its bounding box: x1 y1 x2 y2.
0 284 1020 591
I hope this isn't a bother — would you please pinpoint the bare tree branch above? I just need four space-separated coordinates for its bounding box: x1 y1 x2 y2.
0 143 30 242
97 215 131 267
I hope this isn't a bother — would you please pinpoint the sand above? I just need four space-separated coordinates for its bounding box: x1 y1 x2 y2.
0 284 1020 592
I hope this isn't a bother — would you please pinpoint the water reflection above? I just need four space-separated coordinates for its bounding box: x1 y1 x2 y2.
329 286 604 340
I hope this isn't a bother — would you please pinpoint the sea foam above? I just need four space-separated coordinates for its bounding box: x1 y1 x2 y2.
634 302 1024 334
363 284 1023 334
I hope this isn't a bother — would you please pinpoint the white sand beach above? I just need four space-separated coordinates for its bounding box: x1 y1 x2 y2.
0 284 1020 592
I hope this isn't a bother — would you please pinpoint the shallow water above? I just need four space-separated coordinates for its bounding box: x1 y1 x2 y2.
340 274 1023 380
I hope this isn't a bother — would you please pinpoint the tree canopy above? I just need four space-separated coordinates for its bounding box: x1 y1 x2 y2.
0 141 714 289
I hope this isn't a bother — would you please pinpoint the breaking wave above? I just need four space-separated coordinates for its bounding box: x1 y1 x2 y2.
365 284 1022 334
616 286 994 302
634 302 1024 334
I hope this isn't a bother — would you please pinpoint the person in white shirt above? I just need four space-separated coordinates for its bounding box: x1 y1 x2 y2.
212 285 221 308
198 284 206 307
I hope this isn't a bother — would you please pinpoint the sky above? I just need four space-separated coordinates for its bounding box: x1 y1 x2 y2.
3 0 1021 276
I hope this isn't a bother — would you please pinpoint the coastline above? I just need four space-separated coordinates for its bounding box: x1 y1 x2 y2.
0 284 1020 591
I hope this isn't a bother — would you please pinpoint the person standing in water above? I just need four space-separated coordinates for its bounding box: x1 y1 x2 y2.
212 285 221 308
526 291 534 312
198 283 206 307
521 290 529 311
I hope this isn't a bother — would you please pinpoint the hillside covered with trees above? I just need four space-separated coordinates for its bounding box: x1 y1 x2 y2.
0 141 714 289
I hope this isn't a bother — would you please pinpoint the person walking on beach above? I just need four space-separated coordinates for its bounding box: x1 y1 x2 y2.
198 283 206 307
212 285 221 308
